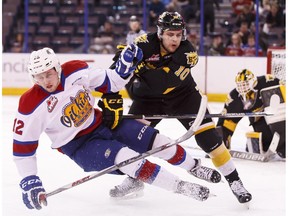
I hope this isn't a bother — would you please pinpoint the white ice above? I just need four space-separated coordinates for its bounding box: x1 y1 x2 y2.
2 96 286 216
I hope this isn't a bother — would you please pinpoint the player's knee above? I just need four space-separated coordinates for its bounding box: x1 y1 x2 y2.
115 147 146 178
195 127 222 153
151 134 177 160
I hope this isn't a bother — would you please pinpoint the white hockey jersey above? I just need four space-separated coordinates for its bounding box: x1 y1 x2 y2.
13 60 130 177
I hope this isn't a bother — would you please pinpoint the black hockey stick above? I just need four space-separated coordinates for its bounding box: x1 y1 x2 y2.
122 112 273 120
42 95 208 200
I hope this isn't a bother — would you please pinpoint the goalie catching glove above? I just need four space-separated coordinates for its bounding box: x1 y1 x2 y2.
19 175 47 210
98 92 123 129
115 43 143 79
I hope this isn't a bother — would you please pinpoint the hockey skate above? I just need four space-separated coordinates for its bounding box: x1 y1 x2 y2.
229 179 252 203
188 159 221 183
175 180 210 201
109 177 144 199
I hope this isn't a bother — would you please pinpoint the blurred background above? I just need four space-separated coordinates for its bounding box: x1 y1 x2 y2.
2 0 286 56
2 0 286 100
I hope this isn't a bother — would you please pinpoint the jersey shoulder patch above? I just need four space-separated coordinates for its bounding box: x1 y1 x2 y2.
134 33 149 45
173 41 198 67
18 85 50 115
61 60 88 78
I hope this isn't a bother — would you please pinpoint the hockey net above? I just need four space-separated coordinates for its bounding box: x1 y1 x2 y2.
267 48 286 84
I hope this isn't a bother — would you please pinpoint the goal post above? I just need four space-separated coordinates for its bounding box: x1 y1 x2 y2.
266 47 286 84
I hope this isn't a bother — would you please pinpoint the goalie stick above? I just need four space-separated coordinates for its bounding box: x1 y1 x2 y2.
186 132 280 162
42 95 208 200
229 132 280 162
122 112 273 120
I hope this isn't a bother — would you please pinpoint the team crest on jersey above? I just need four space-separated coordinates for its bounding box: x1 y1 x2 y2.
104 148 111 158
185 51 198 66
60 89 92 127
47 96 58 113
135 34 148 44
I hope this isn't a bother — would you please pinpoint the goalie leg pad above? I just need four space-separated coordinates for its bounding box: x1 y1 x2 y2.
246 132 263 154
252 117 274 152
269 121 286 158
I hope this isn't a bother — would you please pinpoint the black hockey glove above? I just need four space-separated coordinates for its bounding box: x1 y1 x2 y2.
97 92 123 129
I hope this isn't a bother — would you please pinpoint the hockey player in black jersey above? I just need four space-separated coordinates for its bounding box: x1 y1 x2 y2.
217 69 286 158
110 11 252 204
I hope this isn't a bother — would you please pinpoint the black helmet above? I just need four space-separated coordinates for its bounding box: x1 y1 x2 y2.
157 11 186 41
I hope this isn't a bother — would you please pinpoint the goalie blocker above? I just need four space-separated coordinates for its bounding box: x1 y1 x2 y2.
261 85 286 158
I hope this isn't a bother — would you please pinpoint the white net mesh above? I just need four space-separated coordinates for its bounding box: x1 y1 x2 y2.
268 49 286 84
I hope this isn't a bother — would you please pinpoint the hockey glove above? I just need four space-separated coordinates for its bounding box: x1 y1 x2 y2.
98 92 123 129
109 44 127 69
115 44 143 79
19 175 47 210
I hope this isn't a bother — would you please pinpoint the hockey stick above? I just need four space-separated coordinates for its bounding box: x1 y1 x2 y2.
228 132 280 162
185 132 280 162
122 112 273 120
43 95 208 199
229 150 267 162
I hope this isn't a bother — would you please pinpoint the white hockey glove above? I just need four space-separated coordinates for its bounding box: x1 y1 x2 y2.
20 175 47 210
115 44 143 79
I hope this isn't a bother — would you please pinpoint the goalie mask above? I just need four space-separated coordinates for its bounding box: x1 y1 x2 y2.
235 69 257 97
235 69 258 109
157 11 187 41
28 47 61 82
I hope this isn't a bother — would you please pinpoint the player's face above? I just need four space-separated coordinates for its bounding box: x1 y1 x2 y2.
161 29 182 53
33 69 59 92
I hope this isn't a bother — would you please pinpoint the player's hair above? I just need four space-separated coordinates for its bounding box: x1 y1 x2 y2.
157 11 186 41
28 47 61 82
235 69 258 96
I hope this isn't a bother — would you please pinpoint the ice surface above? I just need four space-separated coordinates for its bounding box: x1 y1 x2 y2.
2 96 286 216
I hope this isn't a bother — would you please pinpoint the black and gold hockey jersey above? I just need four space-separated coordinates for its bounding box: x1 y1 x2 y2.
127 32 199 101
217 75 281 150
126 32 223 152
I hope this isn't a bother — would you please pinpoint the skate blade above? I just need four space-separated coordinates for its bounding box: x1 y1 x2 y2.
209 193 217 198
110 190 144 201
242 201 250 210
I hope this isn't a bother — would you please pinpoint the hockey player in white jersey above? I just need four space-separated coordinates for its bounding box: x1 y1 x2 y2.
13 46 221 210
